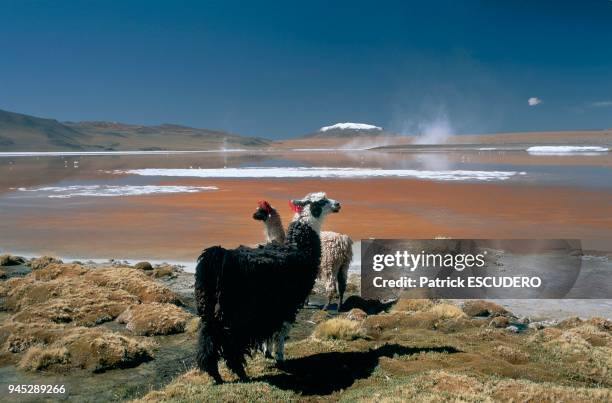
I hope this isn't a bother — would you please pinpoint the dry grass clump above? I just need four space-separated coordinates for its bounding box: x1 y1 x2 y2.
11 291 137 326
18 346 69 371
3 276 138 325
390 298 433 313
1 320 154 372
534 324 611 354
16 326 153 372
494 345 530 364
185 317 200 334
83 267 179 304
29 256 62 270
0 321 66 353
3 264 179 318
428 303 466 320
489 316 510 328
362 302 474 336
462 300 508 317
135 369 299 402
531 322 612 384
0 254 25 266
117 303 194 336
361 313 403 335
310 310 331 324
558 316 612 332
0 262 182 375
313 318 366 341
151 266 176 278
339 370 612 402
32 263 88 281
4 264 178 314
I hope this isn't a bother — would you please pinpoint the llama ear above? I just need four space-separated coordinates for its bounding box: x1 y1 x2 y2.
290 199 308 207
289 200 305 213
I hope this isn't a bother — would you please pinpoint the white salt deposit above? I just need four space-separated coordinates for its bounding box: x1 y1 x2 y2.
527 146 609 155
117 167 525 182
13 185 218 198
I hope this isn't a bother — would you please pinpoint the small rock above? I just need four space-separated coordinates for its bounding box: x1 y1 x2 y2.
134 261 153 271
506 325 520 333
0 254 26 266
516 317 530 325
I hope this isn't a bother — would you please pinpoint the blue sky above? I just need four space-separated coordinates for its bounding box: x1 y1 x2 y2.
1 0 611 139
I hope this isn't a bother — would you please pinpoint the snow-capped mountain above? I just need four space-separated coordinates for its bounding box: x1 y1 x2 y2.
319 122 383 132
302 122 387 138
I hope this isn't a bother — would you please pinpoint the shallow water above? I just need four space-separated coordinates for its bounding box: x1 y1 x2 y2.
0 149 611 262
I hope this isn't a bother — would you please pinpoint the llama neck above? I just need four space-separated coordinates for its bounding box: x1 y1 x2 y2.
263 212 285 243
292 212 323 235
286 219 322 260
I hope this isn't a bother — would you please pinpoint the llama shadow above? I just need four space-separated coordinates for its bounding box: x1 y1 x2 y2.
256 344 459 395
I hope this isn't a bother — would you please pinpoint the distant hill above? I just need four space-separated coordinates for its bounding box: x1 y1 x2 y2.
65 121 270 151
0 109 89 151
0 109 271 151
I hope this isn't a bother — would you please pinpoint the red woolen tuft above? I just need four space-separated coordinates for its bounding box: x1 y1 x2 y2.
289 200 303 213
258 200 273 214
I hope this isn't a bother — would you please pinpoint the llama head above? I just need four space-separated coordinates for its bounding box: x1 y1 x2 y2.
290 192 340 231
253 200 275 222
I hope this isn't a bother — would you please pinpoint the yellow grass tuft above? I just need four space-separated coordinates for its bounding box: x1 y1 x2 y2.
151 266 175 278
135 369 299 402
83 267 179 304
313 318 366 341
29 256 62 271
494 345 530 364
117 303 194 336
391 298 434 313
32 263 87 281
462 300 508 317
428 303 466 320
340 370 612 402
185 317 201 334
310 310 331 324
18 346 69 371
10 324 154 372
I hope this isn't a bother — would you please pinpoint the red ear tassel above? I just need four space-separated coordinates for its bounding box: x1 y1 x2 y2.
289 200 303 213
258 200 272 214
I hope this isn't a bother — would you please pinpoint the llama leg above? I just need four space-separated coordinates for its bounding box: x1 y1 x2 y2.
337 265 348 311
274 323 290 362
196 323 223 384
322 271 335 310
263 337 274 359
223 343 248 382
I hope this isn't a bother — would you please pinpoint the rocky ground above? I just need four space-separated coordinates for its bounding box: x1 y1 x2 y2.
0 254 611 402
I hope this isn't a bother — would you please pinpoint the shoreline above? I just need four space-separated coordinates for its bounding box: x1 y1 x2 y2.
2 252 610 322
